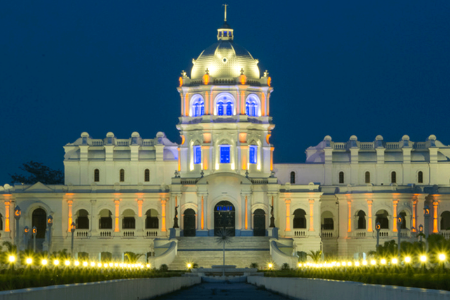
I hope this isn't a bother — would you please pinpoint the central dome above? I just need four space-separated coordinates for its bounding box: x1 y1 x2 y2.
190 23 260 80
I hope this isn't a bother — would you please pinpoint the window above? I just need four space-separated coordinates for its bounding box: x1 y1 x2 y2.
145 169 150 182
194 145 201 164
122 209 135 229
76 209 89 229
357 211 366 229
94 169 99 182
365 171 370 184
399 211 407 229
339 172 344 184
418 171 423 183
99 209 113 229
226 102 232 115
120 169 125 182
218 103 224 115
391 171 396 184
249 145 257 164
293 209 307 229
220 145 230 163
323 218 334 230
246 96 259 117
145 209 159 229
290 171 295 184
191 97 204 117
375 210 389 229
216 96 233 116
441 211 450 231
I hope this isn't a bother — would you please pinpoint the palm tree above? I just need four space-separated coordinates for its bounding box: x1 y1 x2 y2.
124 252 144 263
307 250 322 263
215 228 233 277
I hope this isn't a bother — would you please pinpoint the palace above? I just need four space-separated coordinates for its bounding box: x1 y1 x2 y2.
1 13 450 268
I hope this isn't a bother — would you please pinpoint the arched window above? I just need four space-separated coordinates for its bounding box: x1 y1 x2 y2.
94 169 100 182
99 209 113 229
220 145 230 163
391 171 396 184
321 211 334 230
245 96 260 117
290 172 295 184
293 209 307 229
145 209 159 229
365 172 370 184
32 208 47 238
120 169 125 182
375 210 389 229
216 95 234 116
357 211 366 229
76 209 89 229
145 169 150 182
194 145 201 164
399 211 407 229
122 209 135 229
191 97 205 117
418 171 423 183
249 145 257 164
339 172 344 184
441 211 450 231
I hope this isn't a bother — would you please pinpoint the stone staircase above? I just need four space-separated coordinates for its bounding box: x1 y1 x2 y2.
168 237 272 270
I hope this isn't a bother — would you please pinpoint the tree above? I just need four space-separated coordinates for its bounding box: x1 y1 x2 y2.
124 252 144 263
9 161 64 185
307 250 322 263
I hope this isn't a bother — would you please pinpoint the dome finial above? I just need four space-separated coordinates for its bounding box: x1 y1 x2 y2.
223 4 228 22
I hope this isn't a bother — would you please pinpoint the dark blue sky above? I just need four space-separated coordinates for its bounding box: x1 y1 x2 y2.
1 1 450 184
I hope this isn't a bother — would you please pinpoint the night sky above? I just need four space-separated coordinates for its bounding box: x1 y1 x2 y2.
1 1 450 185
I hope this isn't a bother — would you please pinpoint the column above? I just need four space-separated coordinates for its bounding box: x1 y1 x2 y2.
412 198 417 232
347 200 352 233
161 198 167 232
270 147 274 171
285 199 291 232
245 195 248 230
309 199 315 232
367 200 373 232
90 200 97 233
114 199 121 233
67 199 73 232
433 200 439 233
201 196 204 230
393 200 398 232
4 199 11 232
137 199 144 233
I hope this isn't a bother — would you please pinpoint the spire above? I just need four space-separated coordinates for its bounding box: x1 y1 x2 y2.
223 4 227 22
217 4 233 41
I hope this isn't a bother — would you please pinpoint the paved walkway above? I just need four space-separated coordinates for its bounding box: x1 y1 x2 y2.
155 282 289 299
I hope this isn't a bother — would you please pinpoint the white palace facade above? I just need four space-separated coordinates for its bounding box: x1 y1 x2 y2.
2 17 450 267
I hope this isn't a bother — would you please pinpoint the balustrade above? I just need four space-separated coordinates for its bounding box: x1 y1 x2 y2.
321 230 333 238
76 230 89 238
99 230 113 238
145 230 158 237
440 230 450 239
123 230 135 237
294 230 307 237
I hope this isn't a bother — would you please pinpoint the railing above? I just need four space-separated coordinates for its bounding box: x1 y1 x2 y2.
359 142 374 150
146 230 158 237
354 230 366 238
251 179 268 184
379 230 389 237
294 230 307 237
333 143 346 150
123 230 135 237
400 229 410 238
76 230 89 238
91 140 104 146
142 140 154 146
385 143 400 149
441 231 450 239
213 78 235 84
321 230 333 238
99 230 113 238
116 140 129 146
181 179 198 185
413 142 427 149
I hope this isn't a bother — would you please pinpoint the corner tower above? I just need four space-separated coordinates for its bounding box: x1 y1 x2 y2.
176 13 274 178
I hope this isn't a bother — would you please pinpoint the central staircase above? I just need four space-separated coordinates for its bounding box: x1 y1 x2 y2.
168 236 272 270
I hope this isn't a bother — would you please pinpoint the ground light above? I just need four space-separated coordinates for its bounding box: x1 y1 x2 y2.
362 260 368 266
8 255 15 263
97 263 102 267
109 263 113 267
115 263 119 267
74 261 80 266
342 262 347 266
187 263 192 269
439 254 446 262
370 259 376 266
298 263 302 268
420 255 427 263
268 263 273 269
83 261 88 267
404 256 411 263
53 259 60 266
90 262 96 267
391 258 398 265
347 262 352 267
26 257 33 265
355 262 360 267
41 259 48 266
380 258 387 265
64 260 70 266
146 264 151 268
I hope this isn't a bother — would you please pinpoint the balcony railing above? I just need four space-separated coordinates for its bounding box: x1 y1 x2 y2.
123 230 135 237
379 229 389 237
441 231 450 239
321 230 334 238
76 230 89 238
99 230 113 238
354 230 366 238
145 230 158 237
294 230 307 237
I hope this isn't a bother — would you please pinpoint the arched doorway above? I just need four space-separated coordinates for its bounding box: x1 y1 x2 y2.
214 201 235 236
32 208 47 239
253 209 266 236
183 209 196 237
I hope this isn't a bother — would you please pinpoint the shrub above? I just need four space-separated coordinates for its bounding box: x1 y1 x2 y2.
281 263 290 270
159 264 169 271
250 263 259 269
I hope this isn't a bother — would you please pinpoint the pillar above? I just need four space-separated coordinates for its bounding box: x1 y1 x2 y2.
161 198 167 232
347 200 352 233
367 200 373 232
4 199 11 232
285 199 291 232
137 199 144 232
114 199 121 233
433 200 439 233
90 200 97 233
412 198 417 232
67 199 73 232
393 200 398 232
309 199 315 232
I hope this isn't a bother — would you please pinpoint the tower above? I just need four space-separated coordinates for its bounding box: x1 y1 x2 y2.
176 14 274 179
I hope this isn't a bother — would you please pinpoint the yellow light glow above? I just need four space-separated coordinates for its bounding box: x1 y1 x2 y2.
54 259 60 266
336 262 341 267
8 255 15 263
119 263 124 268
42 259 48 266
74 261 80 266
439 254 446 261
420 255 427 263
268 263 273 269
97 263 102 267
355 262 360 267
370 260 376 266
347 262 352 266
342 262 347 266
140 265 144 269
64 260 70 266
187 263 192 269
298 263 302 268
90 262 96 267
109 263 113 267
104 263 108 268
391 258 398 264
146 264 151 268
404 256 411 263
362 260 368 266
26 257 32 265
380 259 387 265
83 261 88 267
115 263 119 267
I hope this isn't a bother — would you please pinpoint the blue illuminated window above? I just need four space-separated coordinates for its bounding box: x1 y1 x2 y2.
192 97 204 117
246 97 259 117
217 101 224 115
220 145 230 163
216 97 233 116
194 146 201 164
249 145 257 164
226 102 232 115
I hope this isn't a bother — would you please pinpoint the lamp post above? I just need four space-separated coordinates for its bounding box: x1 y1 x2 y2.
70 222 76 257
424 205 430 252
418 224 424 242
397 214 403 259
23 226 30 250
14 206 21 257
47 215 53 256
376 221 381 251
32 226 37 252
